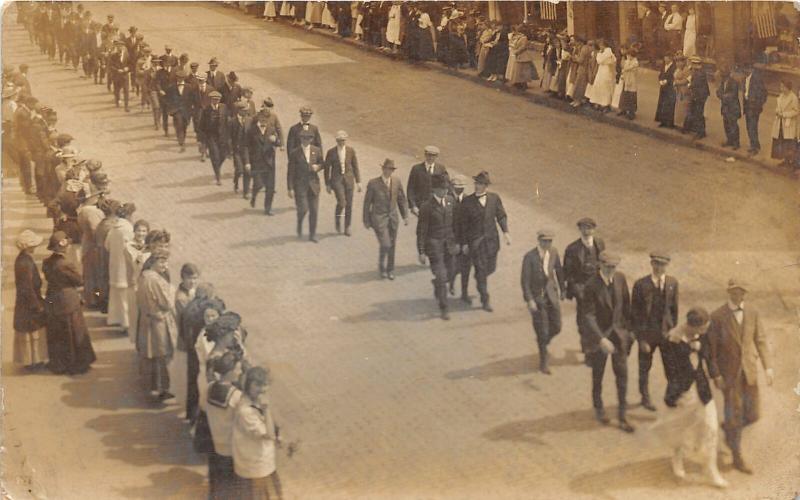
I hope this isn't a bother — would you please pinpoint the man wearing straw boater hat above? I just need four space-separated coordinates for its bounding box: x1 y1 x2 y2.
363 159 409 280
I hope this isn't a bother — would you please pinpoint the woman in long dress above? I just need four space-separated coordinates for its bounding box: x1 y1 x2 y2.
588 38 617 112
541 32 558 91
43 231 96 375
552 36 572 98
485 24 510 82
505 26 535 89
279 1 291 17
136 249 177 400
617 48 639 119
655 54 677 127
415 6 436 61
673 56 691 130
125 219 150 343
263 1 277 21
570 38 592 107
683 7 697 57
650 307 728 488
105 203 135 332
771 80 799 167
14 229 48 370
385 2 402 52
476 22 497 77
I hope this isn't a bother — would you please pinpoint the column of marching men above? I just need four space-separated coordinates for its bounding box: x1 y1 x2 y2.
7 2 777 493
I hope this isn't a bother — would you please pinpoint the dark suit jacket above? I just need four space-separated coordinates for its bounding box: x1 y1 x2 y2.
521 247 565 305
192 84 217 116
689 68 710 102
243 121 278 171
363 175 408 230
109 50 131 82
324 145 360 186
457 192 508 250
742 70 767 114
717 77 741 118
707 304 771 386
43 252 83 315
286 122 322 158
206 69 227 93
582 271 632 354
228 115 250 153
406 162 448 211
416 195 458 256
165 83 194 118
563 237 606 300
199 104 229 141
631 274 679 345
658 62 676 87
287 145 323 194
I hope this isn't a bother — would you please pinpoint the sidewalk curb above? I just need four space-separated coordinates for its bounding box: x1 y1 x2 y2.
257 13 795 179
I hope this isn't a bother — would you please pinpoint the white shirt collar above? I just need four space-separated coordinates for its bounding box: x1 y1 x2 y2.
728 300 744 311
651 273 665 287
601 272 614 286
581 235 594 247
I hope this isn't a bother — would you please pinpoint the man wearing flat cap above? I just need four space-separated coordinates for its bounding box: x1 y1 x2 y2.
324 130 361 235
406 145 449 216
191 73 215 159
287 129 324 241
364 159 409 280
449 174 473 303
245 109 282 211
707 278 772 474
457 170 510 312
564 217 606 351
286 105 322 159
109 39 131 112
199 90 230 185
581 251 635 433
228 101 252 196
165 70 194 152
416 173 459 320
521 229 565 374
631 251 679 411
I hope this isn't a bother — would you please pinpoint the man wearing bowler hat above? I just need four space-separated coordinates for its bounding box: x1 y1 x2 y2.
363 159 409 279
707 278 773 474
631 250 679 411
109 39 130 112
286 105 322 158
199 90 229 185
457 170 510 312
324 130 361 235
521 229 565 374
417 173 459 320
206 57 227 92
564 217 606 352
449 174 472 303
582 251 635 433
287 129 324 241
407 145 449 216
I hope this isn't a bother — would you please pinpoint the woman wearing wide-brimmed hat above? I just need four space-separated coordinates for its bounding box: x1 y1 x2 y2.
13 230 48 370
43 231 96 375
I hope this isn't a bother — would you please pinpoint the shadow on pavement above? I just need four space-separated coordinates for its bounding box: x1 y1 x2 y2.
176 190 237 204
568 457 693 499
190 207 256 221
229 233 304 248
304 264 425 286
445 351 583 381
339 297 445 323
483 409 603 446
115 467 207 499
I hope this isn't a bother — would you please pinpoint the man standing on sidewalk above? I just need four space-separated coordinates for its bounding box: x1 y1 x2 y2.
685 56 709 140
457 171 510 313
631 251 679 411
324 130 361 236
582 251 635 433
742 64 767 156
708 278 773 474
521 229 565 374
417 174 458 320
717 66 741 150
363 159 409 280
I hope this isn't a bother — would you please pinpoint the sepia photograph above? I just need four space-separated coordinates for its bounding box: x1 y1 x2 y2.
1 0 799 498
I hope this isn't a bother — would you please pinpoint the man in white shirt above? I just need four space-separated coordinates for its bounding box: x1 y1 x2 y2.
324 130 361 236
663 4 683 53
708 279 773 474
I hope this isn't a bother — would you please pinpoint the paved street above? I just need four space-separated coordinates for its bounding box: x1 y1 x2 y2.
2 3 800 499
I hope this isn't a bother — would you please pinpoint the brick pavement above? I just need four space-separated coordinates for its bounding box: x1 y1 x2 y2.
2 4 800 499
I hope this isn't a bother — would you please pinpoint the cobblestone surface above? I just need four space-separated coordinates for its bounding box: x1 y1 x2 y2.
2 4 799 499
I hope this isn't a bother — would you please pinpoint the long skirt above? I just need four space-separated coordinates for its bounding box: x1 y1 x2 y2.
234 472 283 500
128 287 139 344
14 328 48 366
140 356 170 393
264 1 277 17
321 4 335 27
279 1 290 16
477 46 491 75
619 90 637 114
507 61 534 85
674 92 690 128
46 309 96 374
82 245 101 305
107 285 130 328
209 452 238 500
771 124 797 162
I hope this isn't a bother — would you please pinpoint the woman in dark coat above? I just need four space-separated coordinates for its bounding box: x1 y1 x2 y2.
485 24 510 81
655 54 677 127
14 229 48 370
43 230 96 375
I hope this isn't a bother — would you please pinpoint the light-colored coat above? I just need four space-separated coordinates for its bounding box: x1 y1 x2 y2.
136 269 177 359
105 218 134 288
620 56 639 92
771 91 799 140
707 304 771 386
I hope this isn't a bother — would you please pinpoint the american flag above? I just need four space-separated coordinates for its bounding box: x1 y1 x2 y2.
540 1 558 21
753 2 776 39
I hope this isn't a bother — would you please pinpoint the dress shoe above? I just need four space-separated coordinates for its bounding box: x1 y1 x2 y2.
387 272 395 280
380 271 388 280
540 365 552 375
460 294 472 305
344 228 351 236
440 309 450 320
732 453 753 474
618 419 635 433
250 197 256 208
481 302 493 313
594 408 610 425
709 474 729 489
336 225 342 234
309 236 318 243
158 391 176 401
179 146 185 153
641 399 657 411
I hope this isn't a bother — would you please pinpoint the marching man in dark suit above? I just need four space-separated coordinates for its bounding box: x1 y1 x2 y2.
286 105 322 159
228 101 251 196
324 130 361 236
363 159 409 280
416 174 459 320
206 57 226 94
520 229 565 374
406 145 448 216
742 64 767 155
245 109 281 212
108 40 130 112
717 66 741 150
707 279 773 474
448 175 472 304
457 171 510 312
164 70 194 153
582 251 635 433
563 217 605 354
198 90 229 185
287 129 324 242
631 251 679 411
